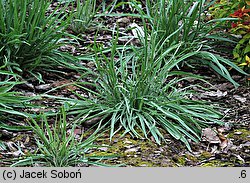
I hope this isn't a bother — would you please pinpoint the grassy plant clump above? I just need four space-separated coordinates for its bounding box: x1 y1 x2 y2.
0 71 32 119
0 0 77 77
0 71 35 147
64 33 225 151
12 107 112 167
70 0 98 34
132 0 247 87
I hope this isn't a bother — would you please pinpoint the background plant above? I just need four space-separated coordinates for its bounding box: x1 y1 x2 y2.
0 0 78 78
12 107 113 167
0 71 33 120
209 0 245 20
208 0 250 72
230 5 250 72
0 71 34 150
70 0 99 34
131 0 246 87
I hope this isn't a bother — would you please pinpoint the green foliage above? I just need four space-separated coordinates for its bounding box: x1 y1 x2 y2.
12 107 112 167
0 0 77 76
233 34 250 71
63 33 225 151
209 0 244 20
133 0 246 87
0 71 34 150
70 0 98 34
0 0 247 156
0 71 32 119
0 70 38 140
0 141 6 151
208 0 250 72
230 6 250 71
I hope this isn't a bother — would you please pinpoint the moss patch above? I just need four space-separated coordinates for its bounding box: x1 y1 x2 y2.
201 160 237 167
227 129 250 140
88 132 169 166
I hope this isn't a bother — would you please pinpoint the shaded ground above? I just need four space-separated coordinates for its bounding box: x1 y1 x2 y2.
0 1 249 167
88 73 250 167
0 68 249 167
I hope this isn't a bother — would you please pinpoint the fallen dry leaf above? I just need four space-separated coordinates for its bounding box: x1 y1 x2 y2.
219 139 228 149
125 147 140 153
218 127 229 150
233 95 247 103
35 84 51 90
117 17 130 26
202 128 220 144
201 90 227 98
129 23 146 39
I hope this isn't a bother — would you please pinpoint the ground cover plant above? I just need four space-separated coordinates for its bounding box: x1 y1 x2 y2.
0 70 36 128
0 74 29 118
0 0 79 80
230 4 250 72
60 0 247 150
0 71 35 153
131 0 246 87
209 0 246 20
0 0 249 167
65 33 226 151
11 107 115 167
70 0 98 34
209 0 250 72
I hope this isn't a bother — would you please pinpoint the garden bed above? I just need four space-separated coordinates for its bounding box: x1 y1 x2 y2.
0 0 249 167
